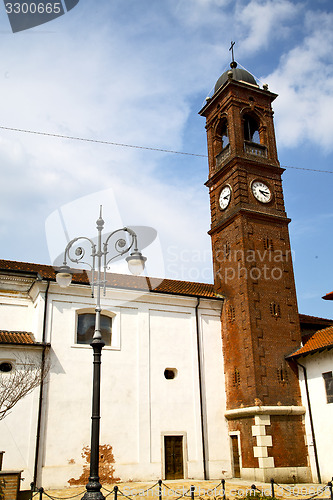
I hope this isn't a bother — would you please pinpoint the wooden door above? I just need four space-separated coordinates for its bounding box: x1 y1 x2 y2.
164 436 184 479
231 435 240 478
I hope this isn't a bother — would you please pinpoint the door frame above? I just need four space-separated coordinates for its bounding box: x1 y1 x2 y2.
229 431 242 478
161 432 188 480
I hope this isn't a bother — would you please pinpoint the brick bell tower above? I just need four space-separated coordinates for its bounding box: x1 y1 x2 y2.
199 59 312 483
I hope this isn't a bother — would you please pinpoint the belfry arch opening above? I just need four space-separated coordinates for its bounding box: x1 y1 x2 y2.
214 119 229 157
220 121 229 149
243 114 260 144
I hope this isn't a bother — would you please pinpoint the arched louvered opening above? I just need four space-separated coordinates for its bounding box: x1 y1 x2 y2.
214 118 230 169
243 114 260 144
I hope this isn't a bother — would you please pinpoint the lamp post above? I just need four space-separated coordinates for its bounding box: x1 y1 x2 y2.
56 207 146 500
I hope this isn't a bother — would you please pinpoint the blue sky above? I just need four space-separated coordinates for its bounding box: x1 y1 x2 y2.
0 0 332 318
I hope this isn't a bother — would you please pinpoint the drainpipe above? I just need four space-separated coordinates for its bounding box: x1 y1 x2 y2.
195 298 207 480
33 279 50 486
295 360 321 484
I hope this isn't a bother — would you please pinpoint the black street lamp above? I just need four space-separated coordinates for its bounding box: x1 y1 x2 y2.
56 207 146 500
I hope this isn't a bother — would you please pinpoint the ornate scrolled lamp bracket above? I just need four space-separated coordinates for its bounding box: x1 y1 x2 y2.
56 210 146 289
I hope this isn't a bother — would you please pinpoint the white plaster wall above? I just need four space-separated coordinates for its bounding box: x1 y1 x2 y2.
149 307 201 478
0 280 227 489
40 285 227 487
0 300 33 333
40 295 137 486
0 346 41 485
0 282 41 483
200 312 230 478
31 285 49 342
298 352 333 483
0 279 47 341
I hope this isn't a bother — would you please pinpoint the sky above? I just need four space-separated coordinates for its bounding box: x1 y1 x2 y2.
0 0 332 318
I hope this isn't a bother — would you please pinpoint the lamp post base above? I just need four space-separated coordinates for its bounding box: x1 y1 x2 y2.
81 337 105 500
81 478 105 500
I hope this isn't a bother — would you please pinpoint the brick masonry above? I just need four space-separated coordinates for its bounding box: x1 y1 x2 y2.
0 472 22 500
200 70 310 479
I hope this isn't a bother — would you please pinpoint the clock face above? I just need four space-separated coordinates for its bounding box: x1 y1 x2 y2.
251 180 272 203
219 185 232 210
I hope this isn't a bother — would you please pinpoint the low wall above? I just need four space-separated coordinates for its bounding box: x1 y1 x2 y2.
0 471 22 500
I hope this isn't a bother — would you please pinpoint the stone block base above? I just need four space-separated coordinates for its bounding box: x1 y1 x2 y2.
240 466 312 484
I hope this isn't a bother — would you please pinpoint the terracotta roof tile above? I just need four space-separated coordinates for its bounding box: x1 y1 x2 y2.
0 331 35 344
323 291 333 300
0 259 85 282
1 259 333 308
0 259 219 299
287 326 333 358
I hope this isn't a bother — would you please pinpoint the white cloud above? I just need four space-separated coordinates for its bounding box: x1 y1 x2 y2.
264 10 333 150
0 0 224 270
0 12 214 271
0 0 331 303
45 176 212 282
237 0 300 54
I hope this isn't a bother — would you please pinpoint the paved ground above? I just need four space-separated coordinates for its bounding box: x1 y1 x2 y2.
41 479 331 500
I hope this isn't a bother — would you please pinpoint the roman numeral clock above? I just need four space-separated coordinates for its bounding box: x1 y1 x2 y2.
199 59 311 482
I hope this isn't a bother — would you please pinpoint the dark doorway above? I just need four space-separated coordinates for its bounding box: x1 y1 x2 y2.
164 436 184 479
231 435 241 478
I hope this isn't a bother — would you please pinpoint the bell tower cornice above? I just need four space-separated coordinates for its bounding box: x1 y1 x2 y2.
199 78 278 119
205 156 284 188
208 208 291 237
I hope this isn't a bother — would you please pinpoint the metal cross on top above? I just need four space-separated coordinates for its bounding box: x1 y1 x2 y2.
229 41 235 61
229 41 237 68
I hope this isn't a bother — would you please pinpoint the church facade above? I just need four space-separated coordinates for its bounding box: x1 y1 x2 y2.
0 265 228 488
0 62 332 489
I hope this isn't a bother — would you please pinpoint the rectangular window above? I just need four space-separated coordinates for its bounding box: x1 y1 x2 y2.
322 371 333 404
77 313 112 346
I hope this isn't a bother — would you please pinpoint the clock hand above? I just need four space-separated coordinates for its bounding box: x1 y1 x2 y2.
259 189 269 197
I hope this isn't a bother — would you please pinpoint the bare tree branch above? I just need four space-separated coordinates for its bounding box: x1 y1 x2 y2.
0 353 50 420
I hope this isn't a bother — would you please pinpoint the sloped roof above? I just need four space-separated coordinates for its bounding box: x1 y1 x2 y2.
287 325 333 359
0 259 331 310
0 259 219 299
299 313 333 327
323 291 333 300
0 331 35 344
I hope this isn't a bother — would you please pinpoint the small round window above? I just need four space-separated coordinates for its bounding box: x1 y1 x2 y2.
0 362 13 373
164 368 177 380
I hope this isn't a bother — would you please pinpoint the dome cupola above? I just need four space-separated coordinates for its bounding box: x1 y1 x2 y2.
214 61 258 93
